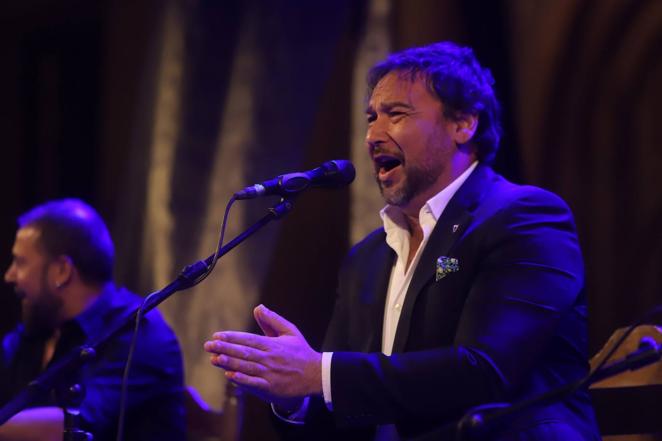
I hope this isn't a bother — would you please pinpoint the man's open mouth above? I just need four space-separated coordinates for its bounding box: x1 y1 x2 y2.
374 155 403 175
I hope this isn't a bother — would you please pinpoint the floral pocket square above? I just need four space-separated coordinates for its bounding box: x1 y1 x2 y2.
436 256 459 281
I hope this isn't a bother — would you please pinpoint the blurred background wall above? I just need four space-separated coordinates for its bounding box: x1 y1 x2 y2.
1 0 661 439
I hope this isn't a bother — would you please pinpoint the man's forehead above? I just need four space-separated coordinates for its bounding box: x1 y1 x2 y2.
372 72 415 97
367 71 435 109
14 226 43 251
17 226 40 240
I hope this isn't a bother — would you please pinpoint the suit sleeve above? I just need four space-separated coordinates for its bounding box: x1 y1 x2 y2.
327 188 585 428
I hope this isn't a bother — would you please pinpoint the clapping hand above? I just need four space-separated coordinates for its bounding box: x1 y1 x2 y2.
204 304 323 406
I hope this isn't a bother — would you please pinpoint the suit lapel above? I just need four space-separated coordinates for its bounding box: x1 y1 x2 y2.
391 165 495 352
363 233 395 352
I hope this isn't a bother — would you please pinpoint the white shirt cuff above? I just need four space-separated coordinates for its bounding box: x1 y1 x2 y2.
322 351 333 411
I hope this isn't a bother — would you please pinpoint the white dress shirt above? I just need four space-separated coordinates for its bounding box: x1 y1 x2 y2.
321 161 478 409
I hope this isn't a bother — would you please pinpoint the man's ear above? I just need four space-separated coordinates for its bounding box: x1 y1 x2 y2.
50 255 74 289
453 113 479 145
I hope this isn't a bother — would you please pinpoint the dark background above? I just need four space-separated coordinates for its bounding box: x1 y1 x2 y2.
1 0 661 439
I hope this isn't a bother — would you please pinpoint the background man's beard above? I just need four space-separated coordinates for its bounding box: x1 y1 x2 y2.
377 163 439 207
21 276 62 337
22 296 61 337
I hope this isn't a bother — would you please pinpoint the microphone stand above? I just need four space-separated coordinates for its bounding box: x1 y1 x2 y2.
0 198 295 434
456 337 662 440
60 384 93 441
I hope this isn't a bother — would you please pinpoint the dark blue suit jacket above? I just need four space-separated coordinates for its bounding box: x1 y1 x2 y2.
302 165 600 441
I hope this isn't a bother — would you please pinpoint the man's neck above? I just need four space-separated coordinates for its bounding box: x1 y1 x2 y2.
400 150 476 220
59 281 108 324
41 329 61 369
404 214 424 272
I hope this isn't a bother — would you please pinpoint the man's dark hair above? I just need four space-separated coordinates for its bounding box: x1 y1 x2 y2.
367 41 502 164
18 198 114 284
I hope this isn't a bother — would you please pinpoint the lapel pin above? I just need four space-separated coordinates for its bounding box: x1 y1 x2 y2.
436 256 459 281
452 224 459 233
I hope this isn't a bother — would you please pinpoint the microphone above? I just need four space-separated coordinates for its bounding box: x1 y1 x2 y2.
234 160 355 200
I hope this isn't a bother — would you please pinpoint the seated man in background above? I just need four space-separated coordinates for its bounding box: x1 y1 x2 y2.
0 199 185 441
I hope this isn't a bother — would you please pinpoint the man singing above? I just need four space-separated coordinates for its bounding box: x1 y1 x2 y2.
205 41 600 441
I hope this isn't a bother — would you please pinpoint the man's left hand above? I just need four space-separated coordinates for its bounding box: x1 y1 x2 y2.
204 304 322 404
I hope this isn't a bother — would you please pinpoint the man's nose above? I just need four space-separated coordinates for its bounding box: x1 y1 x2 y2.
366 118 387 151
4 264 16 284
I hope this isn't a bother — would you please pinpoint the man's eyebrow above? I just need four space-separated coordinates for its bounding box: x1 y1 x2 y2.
365 101 414 113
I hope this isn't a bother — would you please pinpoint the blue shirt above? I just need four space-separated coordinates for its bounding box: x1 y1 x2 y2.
1 284 185 441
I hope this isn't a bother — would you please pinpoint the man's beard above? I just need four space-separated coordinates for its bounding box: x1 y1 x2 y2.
21 271 62 337
376 161 440 207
